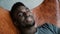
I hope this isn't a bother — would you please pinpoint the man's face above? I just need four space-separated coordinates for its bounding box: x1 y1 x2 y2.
15 6 35 27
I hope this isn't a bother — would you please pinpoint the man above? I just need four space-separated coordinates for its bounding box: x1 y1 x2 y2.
10 2 37 34
10 2 60 34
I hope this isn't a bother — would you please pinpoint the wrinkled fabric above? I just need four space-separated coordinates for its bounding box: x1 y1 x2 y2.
35 23 60 34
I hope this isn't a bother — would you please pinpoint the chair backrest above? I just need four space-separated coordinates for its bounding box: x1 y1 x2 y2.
32 0 60 27
0 7 20 34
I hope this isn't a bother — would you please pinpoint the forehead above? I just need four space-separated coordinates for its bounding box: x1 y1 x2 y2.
17 6 26 10
17 6 30 12
19 6 26 9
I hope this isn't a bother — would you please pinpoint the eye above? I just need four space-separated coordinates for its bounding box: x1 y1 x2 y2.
26 8 30 12
18 13 23 16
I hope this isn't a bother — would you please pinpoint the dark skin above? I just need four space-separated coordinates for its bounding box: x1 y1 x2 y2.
10 2 37 34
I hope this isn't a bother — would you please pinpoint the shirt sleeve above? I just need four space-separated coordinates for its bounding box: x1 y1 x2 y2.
58 28 60 34
35 23 59 34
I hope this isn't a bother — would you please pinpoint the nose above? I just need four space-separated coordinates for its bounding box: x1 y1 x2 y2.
26 16 35 26
23 12 35 26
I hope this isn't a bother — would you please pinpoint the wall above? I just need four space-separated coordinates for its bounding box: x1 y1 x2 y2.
0 0 44 10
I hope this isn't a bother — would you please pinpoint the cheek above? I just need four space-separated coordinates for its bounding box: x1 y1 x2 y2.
18 16 25 21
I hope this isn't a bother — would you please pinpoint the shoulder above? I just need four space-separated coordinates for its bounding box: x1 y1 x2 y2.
36 23 59 34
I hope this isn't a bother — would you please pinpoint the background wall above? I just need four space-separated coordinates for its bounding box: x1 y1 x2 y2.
0 0 44 10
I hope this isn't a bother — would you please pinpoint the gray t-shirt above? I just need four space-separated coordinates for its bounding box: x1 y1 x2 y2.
35 23 60 34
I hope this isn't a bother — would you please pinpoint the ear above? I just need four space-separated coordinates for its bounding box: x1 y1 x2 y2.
13 21 19 27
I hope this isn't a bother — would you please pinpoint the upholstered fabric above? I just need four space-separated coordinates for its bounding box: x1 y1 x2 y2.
0 7 20 34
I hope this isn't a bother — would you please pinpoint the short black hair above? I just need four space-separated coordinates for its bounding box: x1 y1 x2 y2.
10 2 25 21
11 2 25 12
